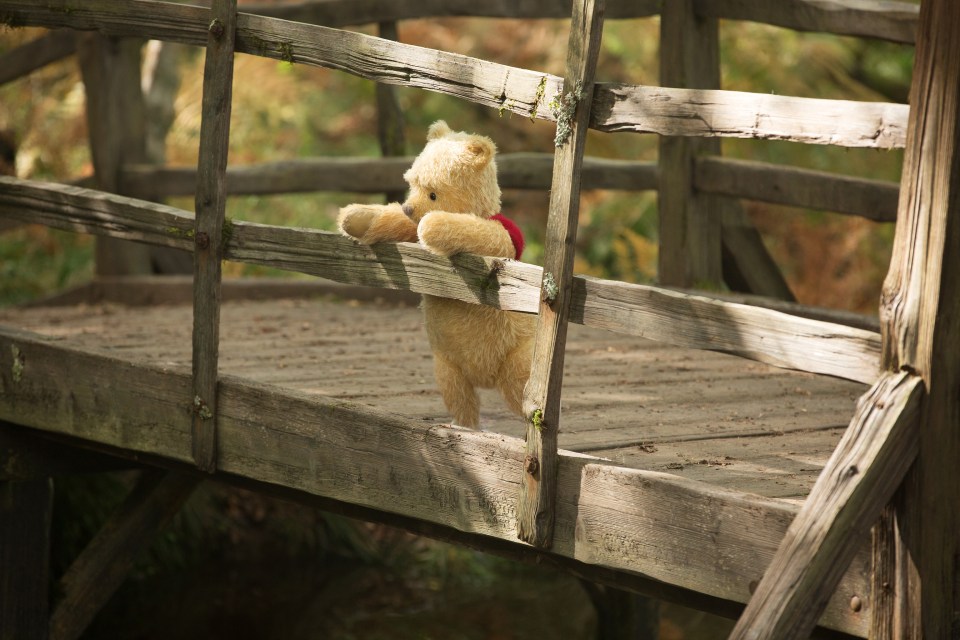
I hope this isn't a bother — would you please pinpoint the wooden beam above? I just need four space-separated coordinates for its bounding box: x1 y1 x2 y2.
48 470 199 640
0 326 872 637
0 478 52 640
728 371 923 639
190 0 236 473
517 0 605 549
696 0 919 44
657 0 722 288
720 205 796 301
0 176 882 385
0 28 76 86
696 156 900 222
76 33 153 277
876 0 960 634
2 1 911 148
592 84 909 149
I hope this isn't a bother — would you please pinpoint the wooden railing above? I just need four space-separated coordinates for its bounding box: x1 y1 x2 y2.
0 0 939 637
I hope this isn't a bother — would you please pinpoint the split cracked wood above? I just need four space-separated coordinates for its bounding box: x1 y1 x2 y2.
517 0 605 549
190 0 236 472
728 371 923 639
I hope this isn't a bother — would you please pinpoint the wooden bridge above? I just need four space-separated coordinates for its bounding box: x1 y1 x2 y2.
1 0 958 638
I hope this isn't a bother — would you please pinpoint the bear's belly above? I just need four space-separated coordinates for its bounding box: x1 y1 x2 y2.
421 295 534 388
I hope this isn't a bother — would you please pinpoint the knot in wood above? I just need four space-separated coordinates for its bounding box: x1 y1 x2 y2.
195 231 210 250
524 455 540 476
208 18 225 40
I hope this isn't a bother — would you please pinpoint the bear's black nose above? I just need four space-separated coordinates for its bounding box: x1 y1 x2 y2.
402 204 414 218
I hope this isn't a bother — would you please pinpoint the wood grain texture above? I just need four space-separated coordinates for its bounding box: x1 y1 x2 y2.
190 0 236 472
76 32 154 277
729 371 922 639
0 325 870 637
592 84 909 149
696 0 919 44
877 0 960 634
0 176 882 384
374 21 406 204
517 0 605 549
119 154 658 196
0 1 911 147
657 0 722 288
48 471 199 640
697 156 900 221
0 28 75 86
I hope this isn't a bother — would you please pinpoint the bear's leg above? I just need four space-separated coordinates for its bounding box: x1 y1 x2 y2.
434 354 480 428
495 343 533 418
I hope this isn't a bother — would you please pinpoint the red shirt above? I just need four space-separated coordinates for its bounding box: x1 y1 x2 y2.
490 214 525 260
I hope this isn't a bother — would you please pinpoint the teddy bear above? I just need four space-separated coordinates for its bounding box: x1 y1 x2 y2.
337 120 535 428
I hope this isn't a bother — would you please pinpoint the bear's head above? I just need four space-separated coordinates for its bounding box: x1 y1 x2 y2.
401 121 501 223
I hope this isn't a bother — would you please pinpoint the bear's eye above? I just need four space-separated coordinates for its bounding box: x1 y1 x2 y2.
429 192 437 201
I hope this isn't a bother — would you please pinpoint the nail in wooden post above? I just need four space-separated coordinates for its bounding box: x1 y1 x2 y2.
190 0 236 473
517 0 605 549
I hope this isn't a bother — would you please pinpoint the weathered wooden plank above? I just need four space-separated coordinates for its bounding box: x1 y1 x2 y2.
0 477 52 640
877 0 960 634
190 0 236 473
119 154 658 196
0 177 881 384
518 0 605 549
697 156 900 222
0 325 870 636
729 371 922 639
76 32 154 277
657 0 722 288
0 1 911 147
0 28 76 86
48 470 199 640
696 0 919 44
592 84 910 149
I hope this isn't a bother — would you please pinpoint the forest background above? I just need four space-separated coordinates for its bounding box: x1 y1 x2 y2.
0 2 915 638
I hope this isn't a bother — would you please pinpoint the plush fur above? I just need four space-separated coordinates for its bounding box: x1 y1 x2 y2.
337 121 535 428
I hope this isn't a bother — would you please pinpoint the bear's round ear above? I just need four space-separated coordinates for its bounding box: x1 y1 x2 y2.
427 120 452 140
464 137 496 168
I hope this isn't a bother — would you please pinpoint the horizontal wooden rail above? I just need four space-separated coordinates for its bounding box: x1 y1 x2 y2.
1 1 909 149
244 0 918 43
0 326 871 637
118 154 658 197
592 84 909 149
0 176 881 384
697 0 918 44
695 157 900 222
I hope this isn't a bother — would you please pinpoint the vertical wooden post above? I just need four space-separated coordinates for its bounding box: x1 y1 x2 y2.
375 21 407 204
517 0 605 549
657 0 721 289
190 0 236 473
77 34 153 277
0 479 52 640
874 0 960 635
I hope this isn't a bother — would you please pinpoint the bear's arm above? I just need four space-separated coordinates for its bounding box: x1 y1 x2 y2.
418 211 515 258
338 203 418 244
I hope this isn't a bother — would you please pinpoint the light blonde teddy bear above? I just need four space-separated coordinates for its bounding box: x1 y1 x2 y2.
337 121 535 428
